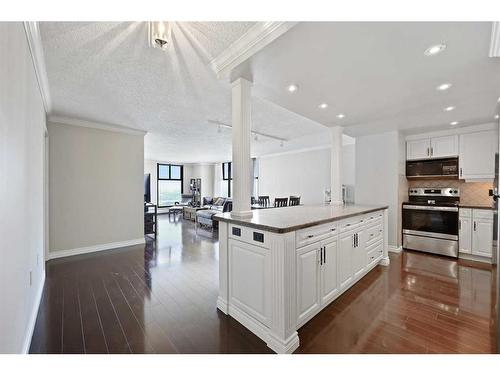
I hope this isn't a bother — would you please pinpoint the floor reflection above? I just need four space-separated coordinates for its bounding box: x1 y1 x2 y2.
297 250 496 353
30 215 496 354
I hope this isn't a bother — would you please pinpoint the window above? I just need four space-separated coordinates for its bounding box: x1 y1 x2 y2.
157 163 183 207
222 162 232 197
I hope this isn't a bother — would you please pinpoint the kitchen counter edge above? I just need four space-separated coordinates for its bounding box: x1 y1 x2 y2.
214 205 389 234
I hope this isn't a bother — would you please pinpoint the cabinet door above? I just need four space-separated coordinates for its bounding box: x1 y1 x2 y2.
406 139 431 160
458 217 472 255
472 219 493 257
352 230 367 278
459 131 497 180
339 232 354 289
320 238 339 306
430 135 458 158
296 243 321 325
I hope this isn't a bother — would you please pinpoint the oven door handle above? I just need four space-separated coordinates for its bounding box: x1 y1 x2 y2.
402 205 458 212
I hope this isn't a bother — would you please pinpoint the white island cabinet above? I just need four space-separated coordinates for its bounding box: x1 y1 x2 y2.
215 204 389 353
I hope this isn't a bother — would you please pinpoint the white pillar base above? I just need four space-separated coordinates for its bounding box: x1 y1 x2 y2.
231 210 253 219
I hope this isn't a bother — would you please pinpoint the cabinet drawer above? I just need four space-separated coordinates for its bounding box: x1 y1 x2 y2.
296 222 337 248
367 240 383 267
366 222 383 246
473 209 493 221
364 211 384 226
229 224 270 249
339 216 366 233
459 208 472 218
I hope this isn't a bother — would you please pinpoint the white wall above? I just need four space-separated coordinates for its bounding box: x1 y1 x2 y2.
258 148 332 205
48 122 145 254
184 163 214 198
0 23 46 353
255 145 356 205
355 131 405 247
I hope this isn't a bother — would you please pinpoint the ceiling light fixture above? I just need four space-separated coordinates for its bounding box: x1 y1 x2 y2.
444 106 455 112
424 43 446 56
287 84 298 93
149 21 171 50
319 103 328 109
450 121 459 126
207 120 287 145
436 83 452 91
495 115 499 120
336 113 345 119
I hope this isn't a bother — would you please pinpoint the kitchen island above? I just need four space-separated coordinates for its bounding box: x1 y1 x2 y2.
214 204 389 353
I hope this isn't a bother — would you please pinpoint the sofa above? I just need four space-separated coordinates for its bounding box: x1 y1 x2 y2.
196 197 232 230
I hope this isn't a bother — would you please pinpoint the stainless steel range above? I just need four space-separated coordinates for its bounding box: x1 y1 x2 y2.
402 187 460 258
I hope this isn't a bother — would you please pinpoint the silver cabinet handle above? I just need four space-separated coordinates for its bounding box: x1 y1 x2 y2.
431 147 433 156
458 219 461 230
307 234 314 238
427 147 430 156
460 167 463 177
323 246 326 264
320 247 323 265
473 221 477 231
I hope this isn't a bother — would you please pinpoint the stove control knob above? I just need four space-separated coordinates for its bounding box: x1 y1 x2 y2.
454 190 458 194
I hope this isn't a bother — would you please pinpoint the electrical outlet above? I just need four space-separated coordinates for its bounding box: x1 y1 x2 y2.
29 271 32 287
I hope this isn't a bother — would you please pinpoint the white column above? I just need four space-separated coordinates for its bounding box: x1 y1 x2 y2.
231 77 253 218
330 126 343 205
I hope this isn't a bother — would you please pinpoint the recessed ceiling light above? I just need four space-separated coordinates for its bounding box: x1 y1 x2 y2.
437 83 452 91
450 121 459 126
495 115 499 120
336 113 345 119
287 84 298 93
319 103 328 109
424 44 446 56
497 97 500 103
444 106 455 112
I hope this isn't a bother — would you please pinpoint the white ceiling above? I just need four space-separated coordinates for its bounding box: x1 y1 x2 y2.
39 21 331 163
40 22 500 163
250 22 500 136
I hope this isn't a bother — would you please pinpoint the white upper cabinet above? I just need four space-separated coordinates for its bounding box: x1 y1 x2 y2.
406 138 431 160
459 130 497 180
430 135 459 159
406 136 458 161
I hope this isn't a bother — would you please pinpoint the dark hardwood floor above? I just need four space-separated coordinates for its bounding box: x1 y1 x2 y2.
30 214 497 354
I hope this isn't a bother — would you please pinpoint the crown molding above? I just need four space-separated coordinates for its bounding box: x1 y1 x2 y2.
23 22 52 114
210 22 298 79
49 115 147 136
489 22 500 57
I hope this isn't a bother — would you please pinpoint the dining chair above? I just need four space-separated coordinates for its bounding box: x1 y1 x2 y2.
289 196 301 206
258 195 270 206
274 197 288 207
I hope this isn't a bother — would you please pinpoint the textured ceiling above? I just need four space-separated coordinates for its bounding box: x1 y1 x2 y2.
250 22 500 136
39 21 329 163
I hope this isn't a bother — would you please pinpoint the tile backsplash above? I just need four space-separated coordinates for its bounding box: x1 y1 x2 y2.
408 179 493 207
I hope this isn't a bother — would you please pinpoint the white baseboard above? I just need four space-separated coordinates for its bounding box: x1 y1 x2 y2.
22 271 45 353
48 238 145 260
458 253 492 264
389 245 402 253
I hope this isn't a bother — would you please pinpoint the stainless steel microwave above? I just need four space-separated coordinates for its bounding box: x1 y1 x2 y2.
406 157 459 179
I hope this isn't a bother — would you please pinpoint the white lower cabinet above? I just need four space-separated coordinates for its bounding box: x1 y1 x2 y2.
320 238 340 306
296 213 385 327
352 228 366 278
338 232 354 289
296 243 321 324
459 208 493 260
296 237 340 326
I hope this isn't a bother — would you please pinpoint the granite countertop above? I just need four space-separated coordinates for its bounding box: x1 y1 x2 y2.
458 204 494 210
214 204 388 233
